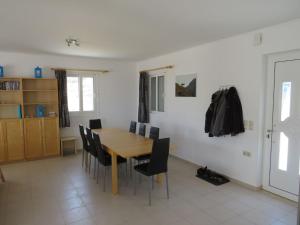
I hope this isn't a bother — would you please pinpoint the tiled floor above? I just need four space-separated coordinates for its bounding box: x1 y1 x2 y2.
0 155 297 225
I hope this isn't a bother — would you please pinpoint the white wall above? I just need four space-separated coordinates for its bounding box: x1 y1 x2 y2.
0 51 137 146
137 19 300 187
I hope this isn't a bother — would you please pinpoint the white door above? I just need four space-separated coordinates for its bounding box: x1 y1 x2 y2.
264 51 300 201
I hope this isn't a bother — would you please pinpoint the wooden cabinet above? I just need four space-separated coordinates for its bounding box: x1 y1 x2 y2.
24 118 44 159
43 118 59 156
0 121 6 163
0 77 60 164
6 119 24 161
0 119 25 162
24 118 60 159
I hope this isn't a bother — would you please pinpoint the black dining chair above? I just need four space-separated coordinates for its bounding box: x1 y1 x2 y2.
89 119 102 129
86 128 99 178
129 123 146 177
129 121 137 133
93 133 127 191
138 123 146 137
79 124 90 169
149 126 159 140
133 126 160 163
134 138 170 206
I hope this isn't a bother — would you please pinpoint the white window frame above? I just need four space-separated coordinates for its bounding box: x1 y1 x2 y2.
150 74 165 113
67 74 96 115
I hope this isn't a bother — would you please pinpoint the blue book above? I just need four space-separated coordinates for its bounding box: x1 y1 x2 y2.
0 66 3 77
36 105 45 117
17 105 22 118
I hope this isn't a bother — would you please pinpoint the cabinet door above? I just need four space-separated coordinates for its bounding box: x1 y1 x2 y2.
24 119 43 159
43 118 60 156
0 121 6 163
6 119 24 161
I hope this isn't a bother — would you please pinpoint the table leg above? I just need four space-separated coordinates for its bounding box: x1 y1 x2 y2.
155 174 163 185
0 168 5 182
111 152 118 195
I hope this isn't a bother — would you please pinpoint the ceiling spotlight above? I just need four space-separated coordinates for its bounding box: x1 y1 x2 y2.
65 38 80 47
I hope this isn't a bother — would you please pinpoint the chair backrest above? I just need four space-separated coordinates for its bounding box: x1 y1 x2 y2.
147 138 170 174
138 123 146 137
129 121 137 133
149 126 159 140
79 124 89 150
93 132 108 164
89 119 102 129
85 128 96 153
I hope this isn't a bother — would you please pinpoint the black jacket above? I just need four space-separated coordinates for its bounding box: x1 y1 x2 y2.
205 87 244 137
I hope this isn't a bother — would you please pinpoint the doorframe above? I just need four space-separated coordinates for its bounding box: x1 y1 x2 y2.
262 50 300 202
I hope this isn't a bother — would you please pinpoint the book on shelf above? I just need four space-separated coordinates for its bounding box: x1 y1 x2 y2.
0 80 20 90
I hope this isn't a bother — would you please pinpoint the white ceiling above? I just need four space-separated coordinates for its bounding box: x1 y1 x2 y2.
0 0 300 60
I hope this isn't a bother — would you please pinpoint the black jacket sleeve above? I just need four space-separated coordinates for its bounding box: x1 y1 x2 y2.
228 87 245 136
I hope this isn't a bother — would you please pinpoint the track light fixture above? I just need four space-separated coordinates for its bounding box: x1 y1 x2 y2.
65 38 80 47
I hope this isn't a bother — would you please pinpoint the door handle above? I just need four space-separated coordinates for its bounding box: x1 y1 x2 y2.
266 129 273 139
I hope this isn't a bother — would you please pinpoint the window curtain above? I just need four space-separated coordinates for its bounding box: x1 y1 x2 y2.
55 69 70 128
138 71 150 123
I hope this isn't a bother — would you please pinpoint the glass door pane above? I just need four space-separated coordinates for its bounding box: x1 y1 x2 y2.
158 76 164 112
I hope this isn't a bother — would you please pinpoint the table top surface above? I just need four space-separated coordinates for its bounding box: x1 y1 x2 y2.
61 136 77 141
92 128 153 158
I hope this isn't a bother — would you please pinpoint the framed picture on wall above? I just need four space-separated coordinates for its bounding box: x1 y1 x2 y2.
175 73 197 97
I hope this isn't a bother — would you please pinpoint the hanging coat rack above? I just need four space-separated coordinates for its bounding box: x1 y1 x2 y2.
139 65 174 73
219 85 234 90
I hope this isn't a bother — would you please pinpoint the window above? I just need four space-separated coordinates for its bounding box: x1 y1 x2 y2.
280 82 291 121
67 77 80 112
150 75 164 112
67 75 94 112
278 132 289 171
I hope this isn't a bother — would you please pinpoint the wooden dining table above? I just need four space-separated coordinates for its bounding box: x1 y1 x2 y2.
92 127 158 195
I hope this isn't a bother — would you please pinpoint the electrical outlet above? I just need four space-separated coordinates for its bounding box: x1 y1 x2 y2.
248 121 254 130
244 120 249 130
243 151 251 157
244 120 254 130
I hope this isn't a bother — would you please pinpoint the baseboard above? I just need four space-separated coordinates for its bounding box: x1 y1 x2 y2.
229 177 262 191
170 154 262 191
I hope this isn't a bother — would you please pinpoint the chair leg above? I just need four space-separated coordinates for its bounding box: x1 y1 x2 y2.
93 157 96 179
81 149 84 168
148 176 152 206
129 158 132 178
85 153 88 171
103 166 106 192
96 161 100 184
0 168 5 182
86 153 89 171
134 169 137 195
89 155 92 175
152 176 154 190
165 173 169 199
138 160 142 183
125 161 128 186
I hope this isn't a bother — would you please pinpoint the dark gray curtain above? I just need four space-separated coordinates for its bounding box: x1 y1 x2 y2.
138 72 150 123
55 70 70 128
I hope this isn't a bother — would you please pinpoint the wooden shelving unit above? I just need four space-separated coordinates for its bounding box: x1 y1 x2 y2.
0 77 60 164
0 90 21 92
23 90 57 92
22 78 58 119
